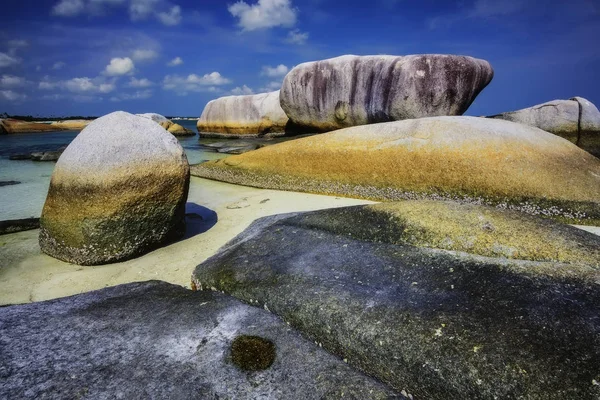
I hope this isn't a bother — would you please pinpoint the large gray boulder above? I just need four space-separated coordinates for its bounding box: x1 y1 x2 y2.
39 111 190 265
487 97 600 157
0 281 399 399
193 201 600 399
280 54 494 131
197 90 290 137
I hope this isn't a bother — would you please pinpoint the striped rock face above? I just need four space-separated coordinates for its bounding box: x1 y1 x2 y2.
39 111 190 265
280 54 494 132
191 116 600 225
197 90 289 136
487 97 600 157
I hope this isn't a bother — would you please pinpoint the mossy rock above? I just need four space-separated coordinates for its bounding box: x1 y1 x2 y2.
193 201 600 399
191 116 600 225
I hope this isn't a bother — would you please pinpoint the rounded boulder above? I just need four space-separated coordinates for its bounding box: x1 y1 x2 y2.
39 111 190 265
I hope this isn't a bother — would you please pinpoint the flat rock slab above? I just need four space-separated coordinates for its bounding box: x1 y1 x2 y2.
193 206 600 399
0 217 40 235
0 281 399 400
0 180 20 187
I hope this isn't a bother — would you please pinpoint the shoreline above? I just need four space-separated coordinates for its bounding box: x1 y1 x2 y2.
0 176 373 305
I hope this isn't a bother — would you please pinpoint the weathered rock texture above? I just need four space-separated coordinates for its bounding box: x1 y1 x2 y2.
39 111 190 265
137 113 195 136
50 119 92 130
0 217 40 235
0 119 69 133
197 91 290 136
487 97 600 157
0 119 7 134
191 116 600 225
280 54 494 131
0 281 400 399
193 202 600 399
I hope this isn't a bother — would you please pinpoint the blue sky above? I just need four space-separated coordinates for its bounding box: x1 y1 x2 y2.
0 0 598 117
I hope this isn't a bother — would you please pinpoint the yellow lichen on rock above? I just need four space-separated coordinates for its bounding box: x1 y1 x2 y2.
364 200 600 266
192 116 600 224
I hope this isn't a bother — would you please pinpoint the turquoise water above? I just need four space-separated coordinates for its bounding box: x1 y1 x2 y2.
0 120 226 220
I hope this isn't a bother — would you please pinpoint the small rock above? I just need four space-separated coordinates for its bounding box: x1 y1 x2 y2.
0 180 21 187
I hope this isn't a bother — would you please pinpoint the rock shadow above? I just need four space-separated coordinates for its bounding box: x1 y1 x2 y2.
183 202 218 239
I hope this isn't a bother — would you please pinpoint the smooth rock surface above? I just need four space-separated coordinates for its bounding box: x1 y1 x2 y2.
192 116 600 225
50 119 92 131
0 281 400 400
137 113 195 136
0 119 69 133
198 91 290 136
39 111 190 265
280 54 493 131
193 202 600 399
487 96 600 157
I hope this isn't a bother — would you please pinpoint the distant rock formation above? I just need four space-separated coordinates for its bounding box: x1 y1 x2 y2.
487 97 600 157
0 119 70 133
136 113 195 136
197 91 290 137
50 120 91 130
280 54 494 131
192 116 600 225
39 111 190 265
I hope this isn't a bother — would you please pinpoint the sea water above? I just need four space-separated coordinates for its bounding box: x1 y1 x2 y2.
0 120 226 220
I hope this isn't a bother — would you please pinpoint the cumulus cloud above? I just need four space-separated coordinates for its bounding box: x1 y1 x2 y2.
157 5 182 26
52 61 67 70
229 0 297 31
0 75 29 88
259 81 282 92
127 77 154 87
0 90 27 102
131 49 158 62
52 0 85 16
39 76 116 94
230 85 254 95
66 77 115 93
51 0 183 25
286 29 308 45
167 56 183 66
0 52 20 68
163 72 231 93
110 89 153 101
7 39 29 55
104 57 135 76
261 64 288 77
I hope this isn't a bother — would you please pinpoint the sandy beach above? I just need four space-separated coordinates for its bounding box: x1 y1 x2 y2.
0 176 373 305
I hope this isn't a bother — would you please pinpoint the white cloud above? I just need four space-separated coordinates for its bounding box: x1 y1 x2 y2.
129 0 159 20
104 57 135 76
0 53 20 68
0 75 29 88
52 0 85 16
259 80 282 92
110 89 153 101
286 29 308 45
163 72 231 93
131 49 158 62
36 65 42 72
0 90 27 102
261 64 288 77
40 76 116 94
157 5 182 26
52 61 67 70
229 0 297 31
7 40 29 55
167 56 183 66
127 77 154 87
51 0 182 25
230 85 254 95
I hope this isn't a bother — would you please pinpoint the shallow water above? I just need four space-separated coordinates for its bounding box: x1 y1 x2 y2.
0 120 227 220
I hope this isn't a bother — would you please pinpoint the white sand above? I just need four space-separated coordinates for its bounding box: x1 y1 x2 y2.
0 177 373 305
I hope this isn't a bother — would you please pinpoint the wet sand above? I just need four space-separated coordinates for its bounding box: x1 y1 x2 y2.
0 177 373 305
